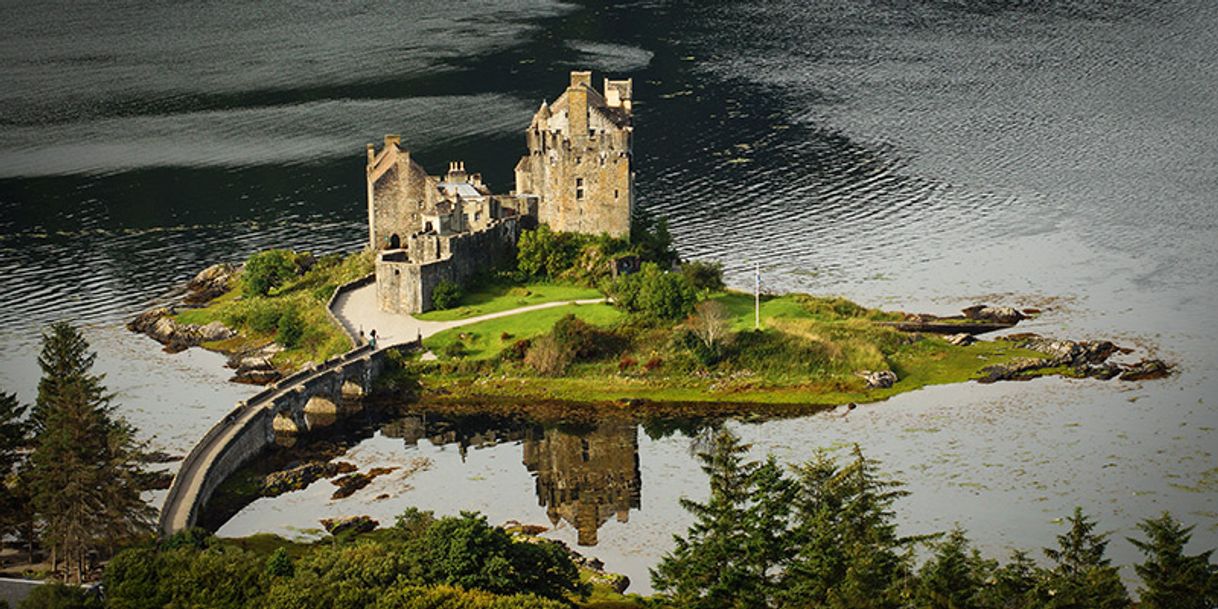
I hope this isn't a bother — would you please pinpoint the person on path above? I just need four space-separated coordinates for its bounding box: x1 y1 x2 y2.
369 328 377 349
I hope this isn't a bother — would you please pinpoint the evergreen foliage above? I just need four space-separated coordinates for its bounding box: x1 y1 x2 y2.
680 260 725 293
1039 507 1130 609
0 391 29 541
28 322 153 583
1130 512 1218 609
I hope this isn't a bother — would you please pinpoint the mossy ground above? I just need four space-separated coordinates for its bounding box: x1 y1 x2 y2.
416 291 1048 409
173 252 374 370
415 280 603 322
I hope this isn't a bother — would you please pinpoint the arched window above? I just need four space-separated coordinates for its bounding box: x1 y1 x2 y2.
389 234 401 249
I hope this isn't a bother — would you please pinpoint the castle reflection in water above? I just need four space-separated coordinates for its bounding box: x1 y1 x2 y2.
380 413 642 546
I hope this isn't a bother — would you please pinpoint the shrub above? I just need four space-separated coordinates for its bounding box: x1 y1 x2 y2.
680 260 725 292
630 209 679 267
643 356 663 372
371 585 568 609
608 263 697 321
443 340 466 359
504 339 532 362
18 581 102 609
517 225 588 279
432 280 462 310
275 309 304 348
499 332 513 341
525 334 572 376
619 355 637 372
245 302 284 334
242 249 299 297
403 511 583 601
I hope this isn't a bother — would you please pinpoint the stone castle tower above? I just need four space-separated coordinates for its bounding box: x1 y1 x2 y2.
514 71 634 238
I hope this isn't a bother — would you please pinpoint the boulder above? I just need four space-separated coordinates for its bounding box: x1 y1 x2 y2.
588 572 631 594
977 358 1048 383
184 263 236 304
946 333 977 346
198 321 235 342
262 460 359 497
320 515 378 537
1119 359 1173 381
861 370 897 389
962 305 1025 325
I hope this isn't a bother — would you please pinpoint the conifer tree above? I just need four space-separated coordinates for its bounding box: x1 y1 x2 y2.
0 391 30 542
781 446 915 609
743 456 795 608
1038 507 1129 609
29 322 153 582
652 429 760 608
1129 512 1218 609
976 550 1042 609
915 528 992 609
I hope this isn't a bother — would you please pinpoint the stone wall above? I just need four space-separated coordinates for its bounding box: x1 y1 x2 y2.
376 216 521 314
515 73 634 238
366 137 442 250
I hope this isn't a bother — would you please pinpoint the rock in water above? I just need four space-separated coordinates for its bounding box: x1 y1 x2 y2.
861 370 897 389
319 515 378 536
1119 359 1173 381
185 263 236 304
962 305 1026 324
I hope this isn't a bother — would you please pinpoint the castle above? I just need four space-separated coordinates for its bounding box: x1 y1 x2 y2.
367 71 634 314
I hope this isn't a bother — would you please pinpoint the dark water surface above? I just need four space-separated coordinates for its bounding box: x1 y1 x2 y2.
3 0 1216 593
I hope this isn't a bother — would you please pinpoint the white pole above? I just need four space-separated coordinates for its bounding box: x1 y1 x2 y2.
754 262 760 330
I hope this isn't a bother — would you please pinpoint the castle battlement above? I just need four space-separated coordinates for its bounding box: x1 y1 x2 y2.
368 71 632 314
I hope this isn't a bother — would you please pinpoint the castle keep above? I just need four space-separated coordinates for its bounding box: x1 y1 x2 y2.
367 71 634 314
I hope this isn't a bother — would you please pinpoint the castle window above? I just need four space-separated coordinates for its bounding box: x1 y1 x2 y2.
576 178 584 200
614 189 619 199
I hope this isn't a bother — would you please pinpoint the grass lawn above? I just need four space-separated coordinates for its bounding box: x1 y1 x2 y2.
415 281 603 322
424 303 623 360
414 290 1049 409
172 251 373 370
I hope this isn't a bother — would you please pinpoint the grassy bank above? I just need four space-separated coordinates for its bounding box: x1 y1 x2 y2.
174 251 373 370
415 280 603 321
415 291 1047 409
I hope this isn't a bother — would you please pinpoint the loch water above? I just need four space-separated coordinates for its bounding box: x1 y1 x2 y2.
2 0 1216 593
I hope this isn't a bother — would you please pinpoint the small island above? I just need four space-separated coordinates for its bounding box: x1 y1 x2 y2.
131 71 1169 414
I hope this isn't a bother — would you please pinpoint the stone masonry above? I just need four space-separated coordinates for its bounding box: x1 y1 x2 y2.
366 71 633 314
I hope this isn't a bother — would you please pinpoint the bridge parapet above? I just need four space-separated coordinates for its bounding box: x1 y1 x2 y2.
158 339 417 536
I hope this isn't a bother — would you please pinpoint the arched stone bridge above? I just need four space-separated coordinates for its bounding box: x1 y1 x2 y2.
158 341 414 536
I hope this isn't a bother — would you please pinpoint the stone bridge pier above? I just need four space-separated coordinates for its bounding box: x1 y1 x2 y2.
269 355 383 436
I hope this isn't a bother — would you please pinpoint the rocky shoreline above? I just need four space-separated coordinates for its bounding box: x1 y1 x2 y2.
127 263 285 384
979 333 1172 383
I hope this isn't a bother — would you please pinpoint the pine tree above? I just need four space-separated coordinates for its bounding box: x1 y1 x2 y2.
1129 512 1218 609
976 550 1042 609
1039 507 1129 609
29 322 154 582
651 429 760 609
742 456 795 608
780 446 916 609
0 391 30 542
915 528 993 609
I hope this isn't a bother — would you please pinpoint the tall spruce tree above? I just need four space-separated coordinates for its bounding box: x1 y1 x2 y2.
29 322 153 582
915 528 993 609
1038 507 1129 609
0 391 30 542
651 429 761 609
780 446 916 609
743 456 795 608
1129 512 1218 609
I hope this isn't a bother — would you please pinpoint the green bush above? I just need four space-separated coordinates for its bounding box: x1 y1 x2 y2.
275 309 304 348
17 581 101 609
432 280 462 310
680 260 725 292
517 225 587 279
242 249 299 297
609 263 697 321
245 302 284 334
404 511 583 601
370 585 567 609
442 340 467 359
